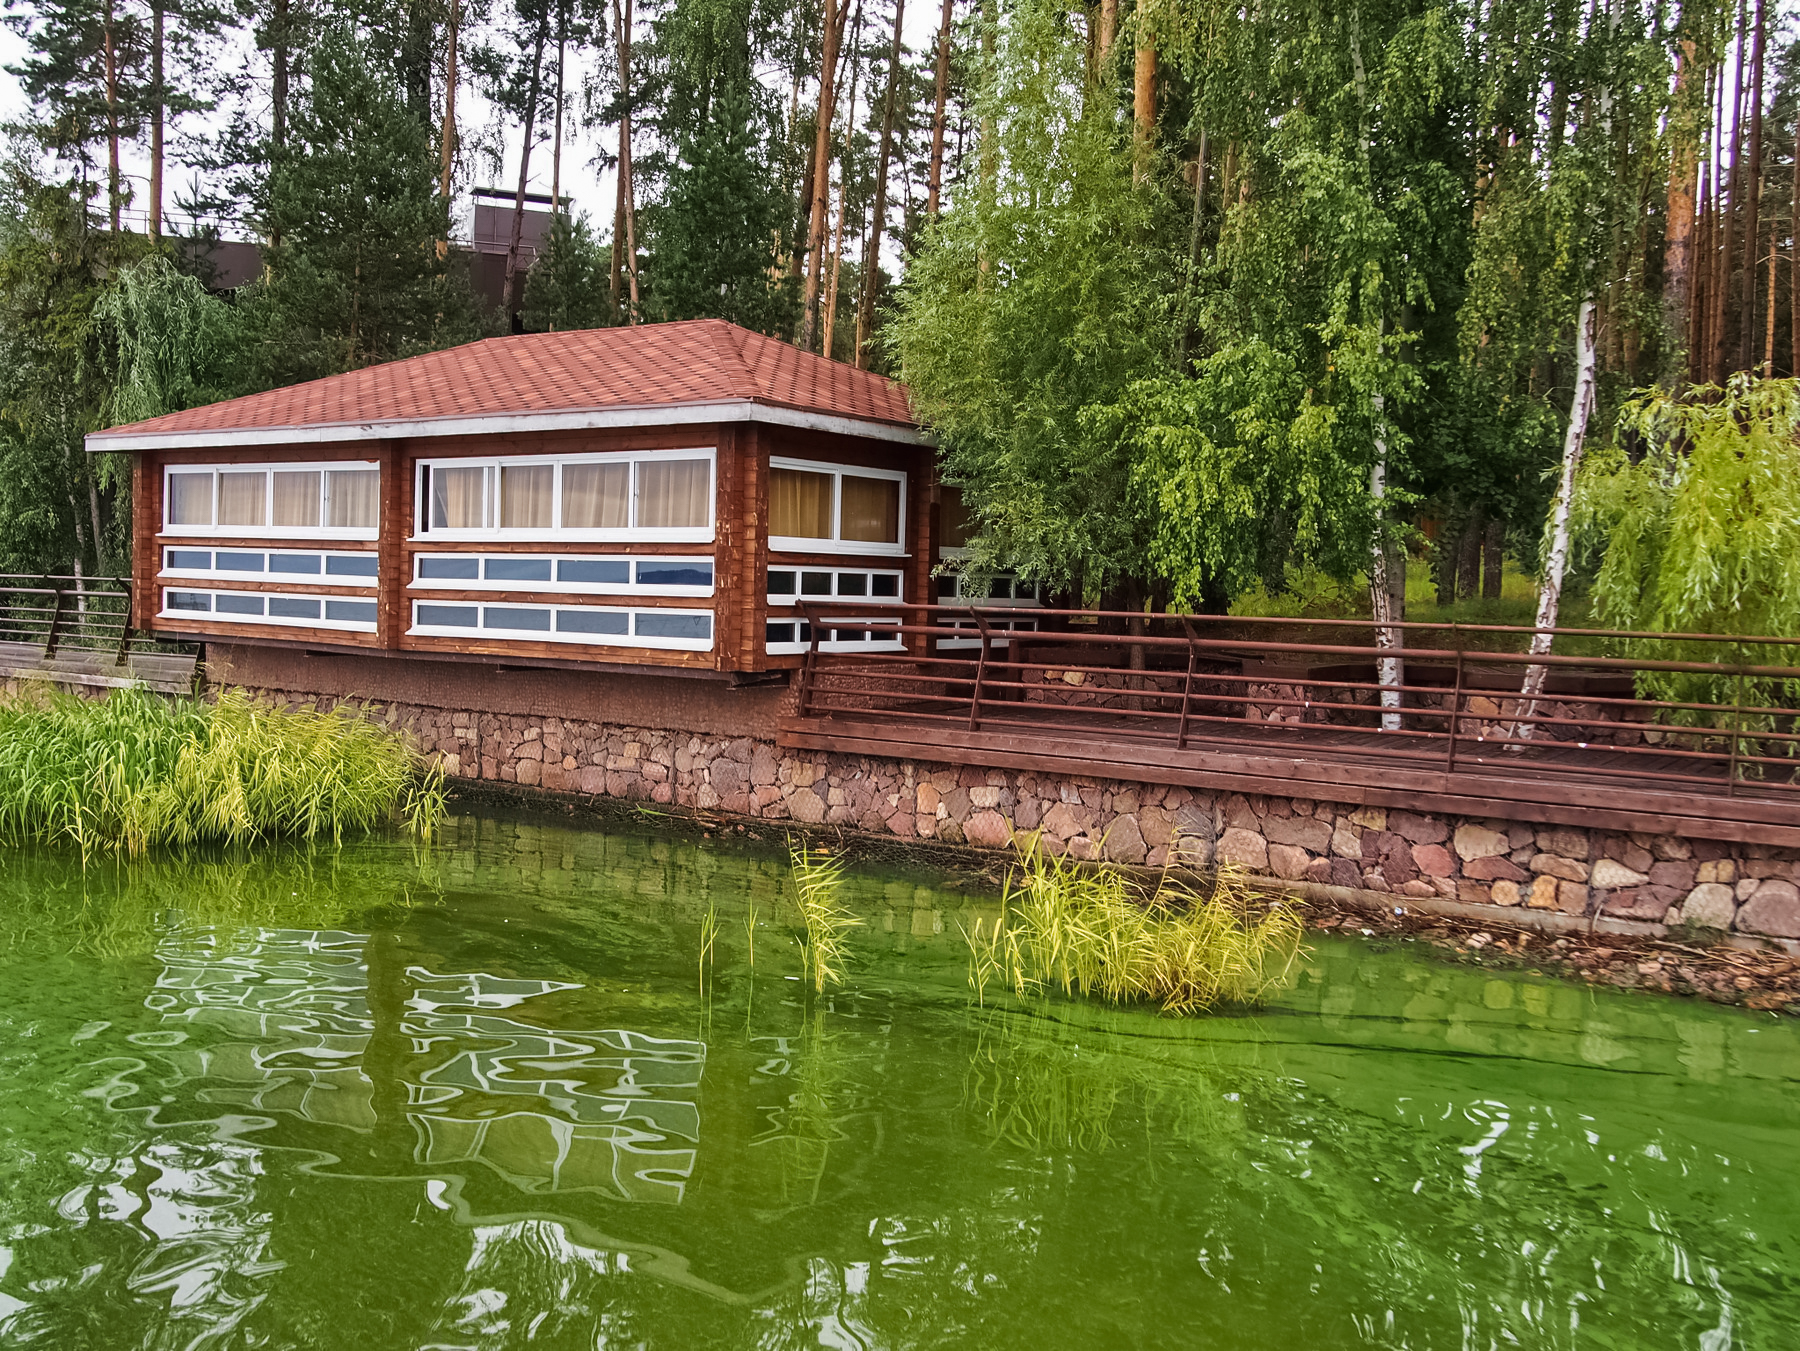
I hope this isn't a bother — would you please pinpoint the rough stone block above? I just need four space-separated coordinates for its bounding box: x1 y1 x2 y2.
1412 843 1455 877
963 810 1012 849
1264 815 1332 852
916 783 941 815
1330 821 1363 860
1603 885 1681 920
1590 858 1649 890
1457 879 1492 904
515 758 541 787
1650 834 1693 861
1463 854 1527 882
1400 880 1438 898
1349 806 1387 831
1327 858 1362 889
1646 860 1697 891
1526 875 1561 909
1557 880 1589 914
1619 842 1655 875
1490 880 1522 907
1680 882 1737 929
1530 854 1589 882
1268 843 1311 880
970 785 1002 809
1736 879 1800 937
1453 824 1510 861
1535 828 1590 860
1041 802 1093 841
1217 827 1268 871
1390 811 1449 845
1222 794 1259 832
1695 859 1736 885
1104 814 1148 865
788 788 827 824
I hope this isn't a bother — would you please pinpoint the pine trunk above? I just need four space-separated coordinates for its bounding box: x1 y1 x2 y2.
439 0 460 200
1132 30 1155 182
612 0 640 318
801 0 848 350
926 0 952 218
1481 519 1503 600
149 1 164 236
856 0 904 366
1663 38 1699 368
1713 10 1745 383
1739 0 1765 372
272 0 289 150
104 0 120 234
1514 296 1598 741
505 11 550 328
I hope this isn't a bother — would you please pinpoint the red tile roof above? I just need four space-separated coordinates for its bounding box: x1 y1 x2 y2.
94 320 916 443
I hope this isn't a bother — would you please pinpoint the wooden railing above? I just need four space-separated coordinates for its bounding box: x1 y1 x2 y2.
790 604 1800 802
0 575 139 663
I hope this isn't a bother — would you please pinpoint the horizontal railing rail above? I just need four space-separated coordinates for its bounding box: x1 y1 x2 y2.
789 603 1800 805
0 574 143 665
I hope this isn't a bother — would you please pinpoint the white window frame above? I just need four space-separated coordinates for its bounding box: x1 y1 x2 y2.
159 546 379 589
160 461 381 541
412 448 716 544
409 553 715 598
158 587 378 634
936 571 1043 608
408 600 715 653
765 614 906 656
765 565 905 607
768 456 907 558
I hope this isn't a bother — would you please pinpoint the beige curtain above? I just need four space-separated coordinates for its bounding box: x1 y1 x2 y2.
561 462 630 529
218 471 268 528
272 470 322 528
166 472 214 527
638 459 711 530
769 468 832 539
327 469 380 530
500 464 554 529
841 474 900 544
431 465 487 530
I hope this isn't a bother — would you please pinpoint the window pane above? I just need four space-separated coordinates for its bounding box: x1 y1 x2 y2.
770 468 832 539
940 483 976 548
841 474 900 544
272 470 321 528
325 553 378 578
269 596 322 620
500 464 553 529
635 611 712 641
638 459 710 530
216 592 265 616
557 558 630 584
215 551 265 572
218 472 267 527
767 570 797 596
418 555 479 580
166 549 211 570
327 470 380 530
871 573 899 597
166 590 211 612
324 599 378 624
270 552 323 574
418 603 479 628
431 465 487 530
561 463 629 529
556 608 630 635
167 473 214 527
634 561 714 587
484 606 553 632
486 556 553 582
836 572 867 597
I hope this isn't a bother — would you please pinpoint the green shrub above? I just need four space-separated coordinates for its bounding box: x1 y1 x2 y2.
0 686 445 855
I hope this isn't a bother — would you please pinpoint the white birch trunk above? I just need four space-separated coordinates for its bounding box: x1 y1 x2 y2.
1369 398 1403 732
1512 294 1597 743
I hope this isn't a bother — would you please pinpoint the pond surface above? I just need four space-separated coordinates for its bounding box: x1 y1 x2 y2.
0 812 1795 1350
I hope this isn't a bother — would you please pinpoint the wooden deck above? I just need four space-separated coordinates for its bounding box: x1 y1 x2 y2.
0 640 198 695
780 701 1800 847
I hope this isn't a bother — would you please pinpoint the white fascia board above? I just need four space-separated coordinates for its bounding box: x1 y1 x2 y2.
85 398 932 453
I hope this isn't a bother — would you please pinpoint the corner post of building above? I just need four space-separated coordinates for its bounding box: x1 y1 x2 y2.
712 422 745 671
379 439 408 651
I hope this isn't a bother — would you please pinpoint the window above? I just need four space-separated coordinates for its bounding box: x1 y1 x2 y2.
410 554 714 596
162 463 380 539
158 587 377 633
768 458 905 555
935 572 1041 605
410 600 714 653
160 547 379 587
766 567 902 605
416 450 714 542
940 483 978 552
765 616 903 655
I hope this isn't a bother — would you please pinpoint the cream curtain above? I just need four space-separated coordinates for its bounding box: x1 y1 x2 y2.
272 470 321 528
431 465 487 530
500 464 554 529
218 471 268 528
167 473 214 527
327 469 380 530
841 474 900 544
770 468 832 539
638 459 710 530
561 462 630 529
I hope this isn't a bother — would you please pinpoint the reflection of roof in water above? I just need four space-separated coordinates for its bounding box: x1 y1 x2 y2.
146 926 705 1206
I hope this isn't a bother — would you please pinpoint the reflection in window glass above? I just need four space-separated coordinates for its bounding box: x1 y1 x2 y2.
637 459 710 530
635 611 712 640
167 473 214 528
561 463 629 529
940 483 976 549
327 470 379 530
841 474 900 544
501 464 554 529
556 609 630 635
431 466 487 530
218 472 267 527
272 471 321 528
558 558 630 584
770 468 832 539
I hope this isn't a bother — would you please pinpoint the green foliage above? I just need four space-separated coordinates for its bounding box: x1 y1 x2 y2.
522 212 613 331
964 836 1308 1015
245 27 484 380
787 838 859 993
0 686 446 857
90 254 246 424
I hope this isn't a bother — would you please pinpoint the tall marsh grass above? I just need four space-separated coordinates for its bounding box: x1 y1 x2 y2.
965 836 1307 1014
788 839 860 993
0 686 446 855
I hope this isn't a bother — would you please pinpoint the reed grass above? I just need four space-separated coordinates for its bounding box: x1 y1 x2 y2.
787 838 860 993
965 834 1308 1014
0 686 446 856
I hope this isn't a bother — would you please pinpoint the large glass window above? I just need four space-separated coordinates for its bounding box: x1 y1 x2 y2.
417 451 714 540
768 458 905 554
163 463 379 538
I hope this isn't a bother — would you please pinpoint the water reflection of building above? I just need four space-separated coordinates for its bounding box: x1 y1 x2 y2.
149 926 704 1207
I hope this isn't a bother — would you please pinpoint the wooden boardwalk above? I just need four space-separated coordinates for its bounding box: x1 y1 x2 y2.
780 699 1800 847
0 640 197 696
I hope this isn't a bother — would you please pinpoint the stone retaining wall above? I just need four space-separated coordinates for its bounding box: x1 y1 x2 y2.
235 685 1800 943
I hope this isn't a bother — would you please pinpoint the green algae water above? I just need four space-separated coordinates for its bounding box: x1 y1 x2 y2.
0 814 1795 1349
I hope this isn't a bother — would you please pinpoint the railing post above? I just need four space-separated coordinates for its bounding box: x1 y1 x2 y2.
113 585 134 667
1446 631 1464 774
797 602 822 717
1177 618 1199 750
967 608 991 732
1727 657 1745 797
42 578 66 658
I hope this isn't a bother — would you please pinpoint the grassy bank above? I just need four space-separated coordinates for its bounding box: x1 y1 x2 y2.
0 687 445 855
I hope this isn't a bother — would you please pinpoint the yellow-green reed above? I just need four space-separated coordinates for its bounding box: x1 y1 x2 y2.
966 834 1308 1014
787 838 860 993
0 686 446 856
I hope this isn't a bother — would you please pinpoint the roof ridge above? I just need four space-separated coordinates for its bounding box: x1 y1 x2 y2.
701 319 761 401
